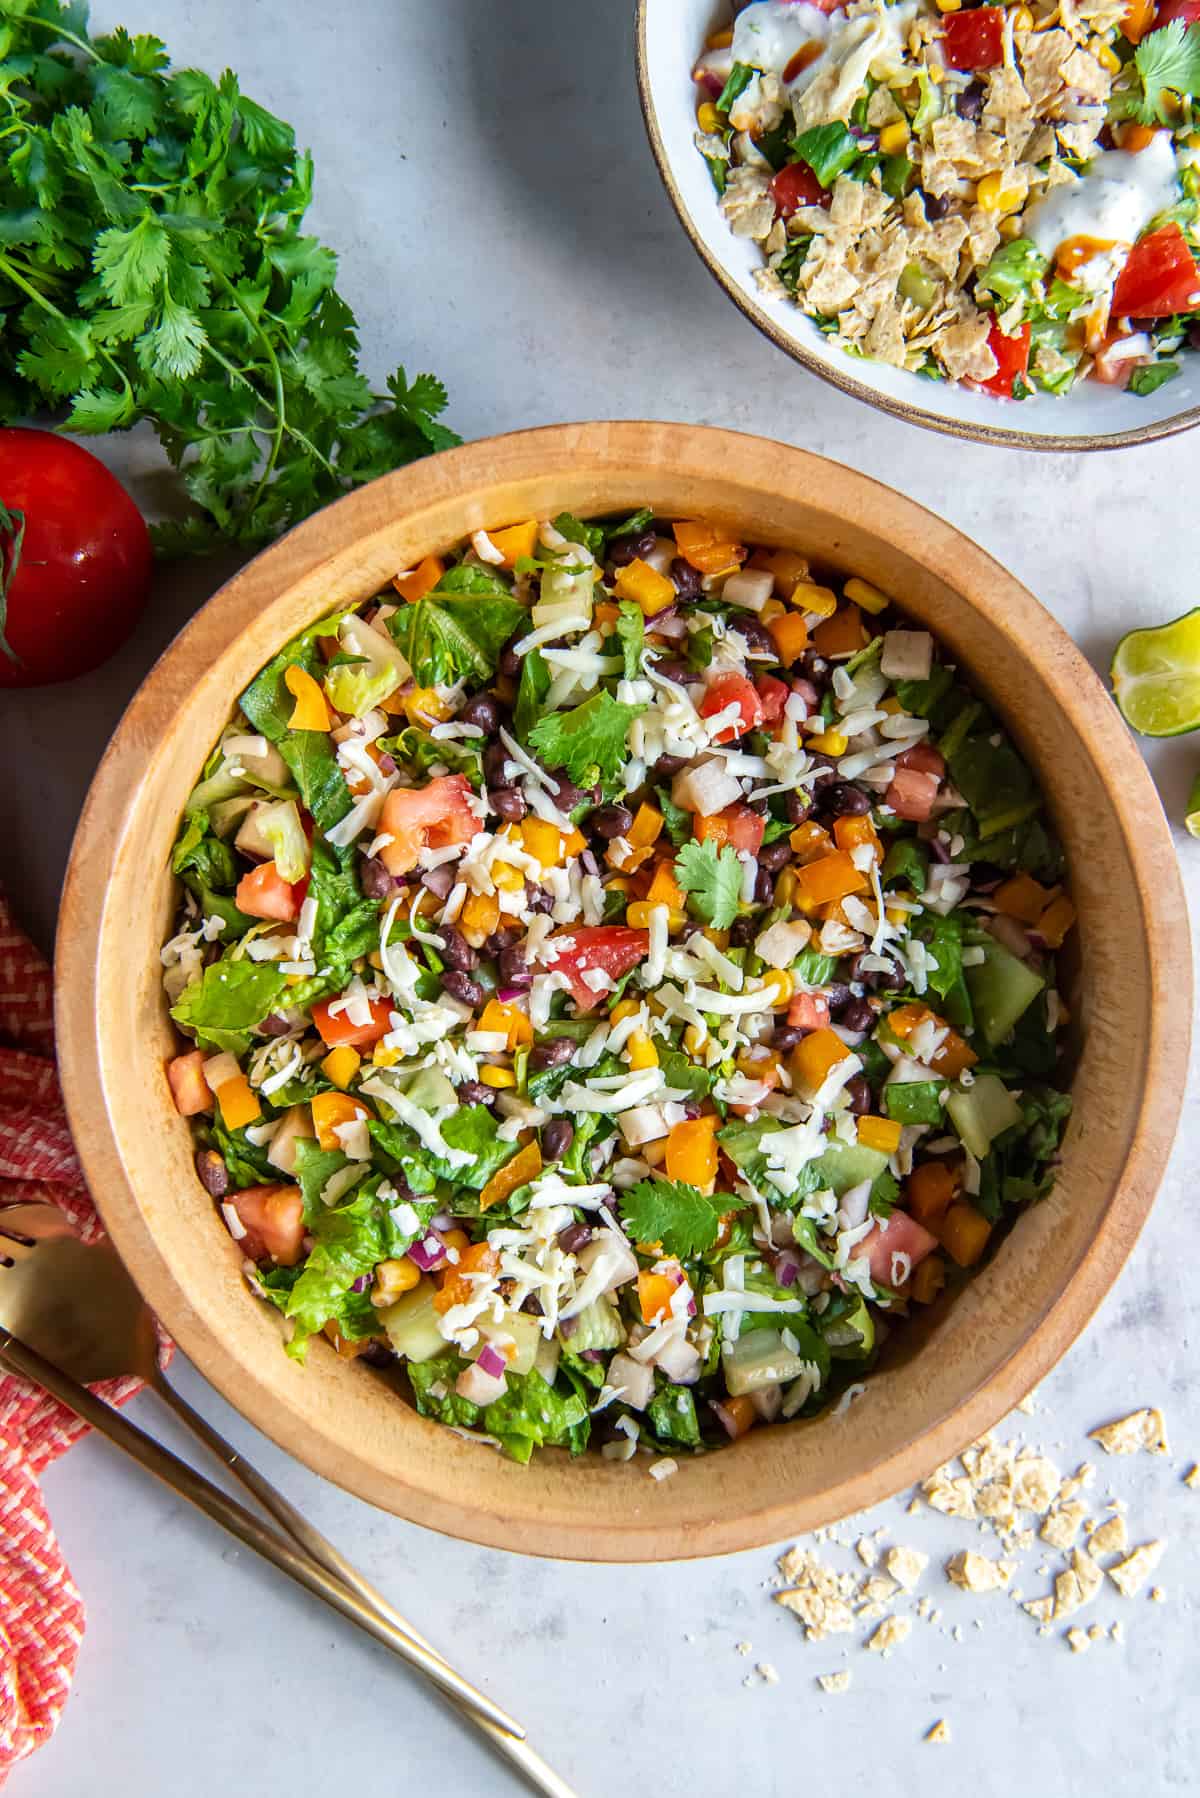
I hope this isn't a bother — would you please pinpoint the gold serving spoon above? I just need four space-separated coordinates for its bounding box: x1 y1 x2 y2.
0 1204 578 1798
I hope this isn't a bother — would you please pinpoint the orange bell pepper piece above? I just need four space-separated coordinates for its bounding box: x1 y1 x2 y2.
886 1003 977 1078
811 604 867 659
993 872 1050 925
938 1202 992 1268
905 1160 959 1229
752 546 810 597
479 999 533 1050
480 1139 542 1213
833 814 880 857
857 1114 903 1155
637 1266 682 1324
788 821 832 863
671 519 746 576
216 1072 261 1132
311 1090 373 1150
911 1253 946 1305
794 849 870 910
767 610 809 665
487 519 539 568
392 554 444 603
790 1027 853 1093
645 859 685 910
1037 894 1076 949
434 1241 501 1313
284 664 332 731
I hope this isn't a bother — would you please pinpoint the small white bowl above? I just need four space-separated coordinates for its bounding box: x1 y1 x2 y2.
636 0 1200 450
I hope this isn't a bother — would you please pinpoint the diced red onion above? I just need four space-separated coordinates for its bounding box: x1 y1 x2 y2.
260 1013 292 1036
420 864 454 899
774 1249 802 1288
929 836 952 864
988 914 1032 959
351 1274 371 1294
377 752 397 776
580 1348 605 1362
650 611 687 639
476 1343 507 1379
580 849 599 876
497 984 529 1003
407 1232 447 1273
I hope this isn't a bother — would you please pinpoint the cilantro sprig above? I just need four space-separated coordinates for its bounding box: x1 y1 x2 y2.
675 837 745 930
527 691 646 788
1111 20 1200 123
0 3 457 550
621 1178 740 1259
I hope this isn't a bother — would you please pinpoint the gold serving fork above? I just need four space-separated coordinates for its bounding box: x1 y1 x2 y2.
0 1204 578 1798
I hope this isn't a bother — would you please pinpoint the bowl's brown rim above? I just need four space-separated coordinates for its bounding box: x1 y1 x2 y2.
55 424 1192 1560
633 1 1200 455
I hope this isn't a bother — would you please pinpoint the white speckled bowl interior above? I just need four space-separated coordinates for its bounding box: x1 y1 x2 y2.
637 0 1200 450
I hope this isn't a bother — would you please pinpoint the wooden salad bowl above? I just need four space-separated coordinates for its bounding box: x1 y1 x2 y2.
56 424 1191 1561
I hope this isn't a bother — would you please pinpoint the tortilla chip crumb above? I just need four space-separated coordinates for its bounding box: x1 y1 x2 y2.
855 1536 877 1567
1088 1514 1127 1558
947 1550 1011 1593
756 1662 780 1684
1183 1464 1199 1490
1107 1541 1165 1598
1066 1626 1090 1654
817 1671 852 1695
1089 1409 1169 1457
926 1719 951 1744
885 1545 929 1590
1149 1587 1166 1604
867 1615 912 1655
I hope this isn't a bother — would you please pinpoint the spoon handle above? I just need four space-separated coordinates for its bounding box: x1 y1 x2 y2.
147 1370 579 1798
0 1329 521 1740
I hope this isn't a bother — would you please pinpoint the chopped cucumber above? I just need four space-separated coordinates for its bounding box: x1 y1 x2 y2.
258 798 310 883
210 794 256 837
479 1312 542 1377
814 1140 888 1195
563 1296 626 1355
965 940 1045 1046
818 1293 875 1359
722 1327 815 1397
402 1066 459 1112
946 1074 1023 1160
380 1281 445 1363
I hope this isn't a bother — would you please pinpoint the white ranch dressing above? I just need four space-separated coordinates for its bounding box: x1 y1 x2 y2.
1023 132 1181 260
732 0 836 75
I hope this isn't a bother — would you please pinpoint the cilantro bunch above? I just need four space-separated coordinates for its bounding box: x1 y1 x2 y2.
1110 19 1200 124
0 0 458 549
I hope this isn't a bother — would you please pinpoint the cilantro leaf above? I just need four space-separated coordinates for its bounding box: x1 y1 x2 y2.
675 837 745 930
620 1178 740 1259
1115 20 1200 122
615 599 644 679
389 588 526 687
527 691 645 787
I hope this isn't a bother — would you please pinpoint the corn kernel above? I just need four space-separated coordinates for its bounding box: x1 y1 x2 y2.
792 579 838 618
929 62 944 81
321 1045 360 1089
935 0 960 12
479 1065 516 1089
878 121 910 157
878 696 904 715
1013 4 1033 26
1093 36 1120 71
372 1257 421 1304
706 26 734 47
774 868 799 908
491 861 524 893
885 904 910 926
843 576 892 615
371 1044 402 1068
761 969 793 1008
857 1115 903 1155
761 598 786 621
807 728 849 756
696 100 721 133
999 216 1023 240
611 998 641 1026
627 1029 659 1071
976 172 1023 215
683 1023 708 1057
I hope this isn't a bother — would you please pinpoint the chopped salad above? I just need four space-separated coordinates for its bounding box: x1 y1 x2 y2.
693 0 1200 397
164 509 1075 1466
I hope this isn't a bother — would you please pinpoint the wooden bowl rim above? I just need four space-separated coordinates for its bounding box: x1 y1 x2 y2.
55 423 1192 1560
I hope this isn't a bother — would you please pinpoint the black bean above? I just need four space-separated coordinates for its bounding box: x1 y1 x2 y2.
441 969 483 1007
839 997 875 1033
360 856 394 901
818 781 872 819
754 867 774 905
483 741 509 784
772 1024 802 1054
456 1080 495 1107
759 840 791 874
557 1217 592 1260
798 649 829 686
360 1340 397 1368
786 790 811 826
609 529 658 567
483 926 522 956
439 925 478 973
547 768 585 811
669 557 702 599
530 1036 575 1071
499 634 523 679
970 860 1007 890
823 981 853 1016
957 80 985 120
525 883 555 914
730 915 757 948
197 1149 229 1200
844 1075 873 1115
734 615 776 657
543 1121 576 1164
654 752 687 777
592 804 633 839
259 1012 294 1036
924 192 951 221
489 785 527 822
849 952 904 993
461 693 499 734
654 659 702 685
498 944 531 991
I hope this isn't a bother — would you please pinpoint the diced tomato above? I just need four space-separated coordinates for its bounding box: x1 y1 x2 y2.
1149 0 1200 27
378 774 477 876
770 161 830 218
694 802 766 855
1090 335 1137 386
755 674 790 725
941 6 1005 68
859 1210 938 1287
978 319 1031 397
167 1049 212 1116
235 860 301 922
545 925 650 1014
885 766 940 822
228 1184 306 1265
786 991 831 1032
312 995 394 1049
700 671 765 744
893 742 946 781
1111 223 1200 319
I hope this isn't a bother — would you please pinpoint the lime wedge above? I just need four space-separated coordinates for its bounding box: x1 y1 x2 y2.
1187 773 1200 839
1111 607 1200 737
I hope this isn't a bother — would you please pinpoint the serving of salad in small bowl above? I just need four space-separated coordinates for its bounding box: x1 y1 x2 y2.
638 0 1200 447
56 424 1189 1558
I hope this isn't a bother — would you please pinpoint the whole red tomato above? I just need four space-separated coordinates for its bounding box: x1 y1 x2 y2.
0 428 153 688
